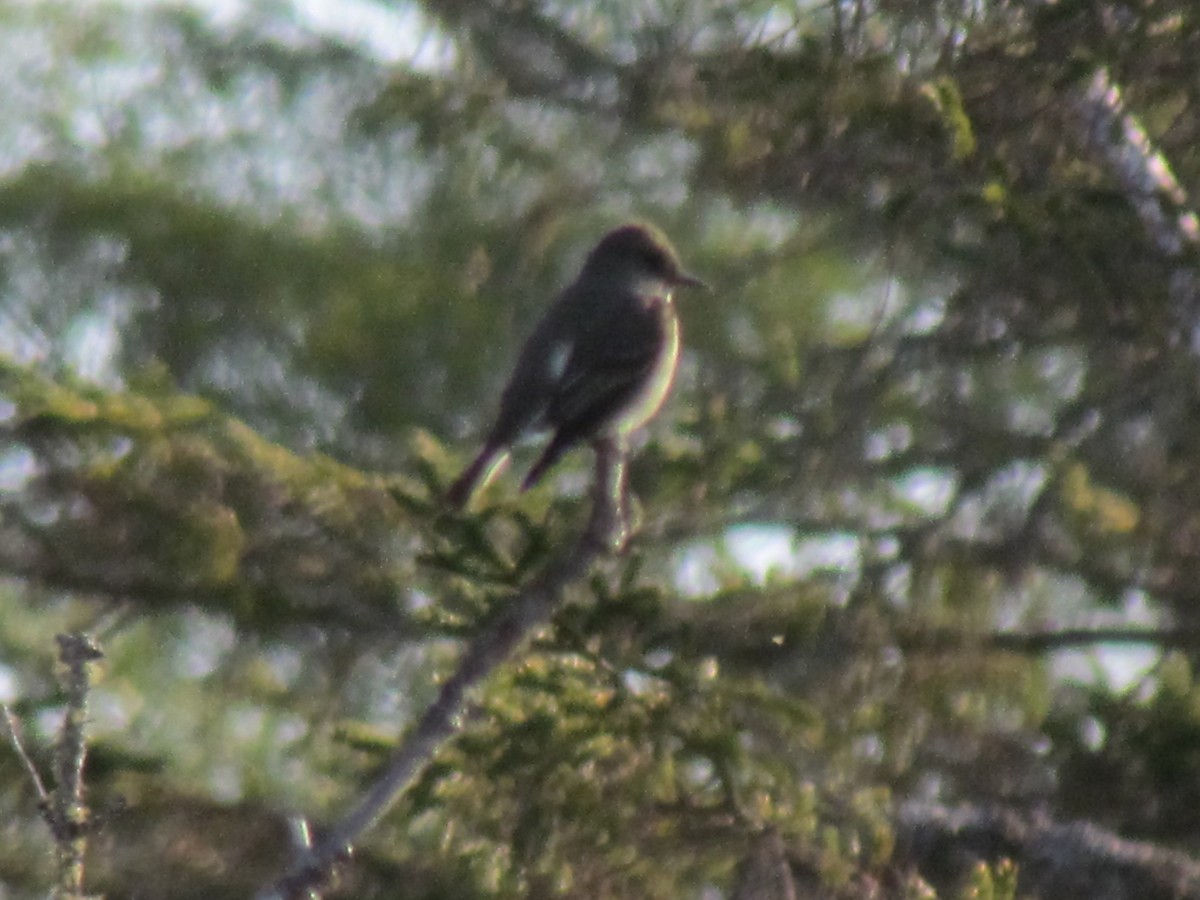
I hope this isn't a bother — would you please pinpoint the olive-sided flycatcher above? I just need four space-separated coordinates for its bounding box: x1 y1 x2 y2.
447 224 705 508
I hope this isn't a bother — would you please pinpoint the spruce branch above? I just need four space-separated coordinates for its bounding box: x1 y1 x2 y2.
258 439 631 899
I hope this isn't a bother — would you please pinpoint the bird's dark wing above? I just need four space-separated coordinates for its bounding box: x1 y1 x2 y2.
518 312 664 493
545 297 665 435
484 296 577 445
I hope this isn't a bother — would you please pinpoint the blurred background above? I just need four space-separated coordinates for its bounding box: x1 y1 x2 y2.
1 0 1199 897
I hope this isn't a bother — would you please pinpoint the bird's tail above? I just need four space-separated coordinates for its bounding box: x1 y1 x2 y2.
446 445 509 509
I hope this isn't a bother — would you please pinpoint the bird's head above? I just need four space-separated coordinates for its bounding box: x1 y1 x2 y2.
583 224 707 293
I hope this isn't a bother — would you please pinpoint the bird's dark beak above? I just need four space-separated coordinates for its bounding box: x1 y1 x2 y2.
674 271 708 290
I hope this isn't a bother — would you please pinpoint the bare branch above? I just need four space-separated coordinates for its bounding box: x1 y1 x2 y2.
1068 67 1200 350
51 633 103 900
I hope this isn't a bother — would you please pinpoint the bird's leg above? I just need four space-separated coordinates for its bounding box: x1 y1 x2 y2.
590 436 632 552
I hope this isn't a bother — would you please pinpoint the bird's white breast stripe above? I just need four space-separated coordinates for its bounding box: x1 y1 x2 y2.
613 295 680 434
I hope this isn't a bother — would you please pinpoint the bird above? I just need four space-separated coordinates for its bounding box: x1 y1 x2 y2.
446 223 705 509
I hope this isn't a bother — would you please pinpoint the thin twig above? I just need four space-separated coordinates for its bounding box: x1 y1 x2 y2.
1 703 51 806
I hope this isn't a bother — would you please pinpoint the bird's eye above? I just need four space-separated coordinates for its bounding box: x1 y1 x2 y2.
643 249 667 271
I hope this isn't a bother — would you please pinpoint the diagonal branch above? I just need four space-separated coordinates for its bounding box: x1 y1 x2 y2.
1068 67 1200 349
257 439 630 900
